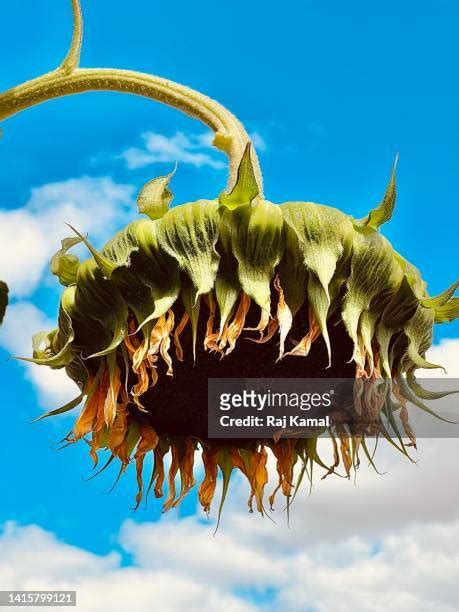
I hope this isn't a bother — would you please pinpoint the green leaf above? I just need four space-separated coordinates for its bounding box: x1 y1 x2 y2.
404 305 443 372
158 200 220 296
57 278 111 358
342 230 403 359
50 236 83 286
125 422 141 455
307 273 332 364
357 307 380 374
214 220 241 331
433 298 459 323
422 279 459 308
123 219 180 331
374 276 419 377
282 202 353 304
221 200 283 312
65 354 90 390
393 253 428 299
180 275 201 361
360 438 383 475
361 155 397 230
406 371 459 401
16 286 77 368
214 448 234 534
68 224 121 279
277 223 309 317
102 222 139 265
397 375 455 424
32 391 85 423
219 143 259 210
282 201 354 362
75 259 128 358
137 167 175 220
215 275 240 335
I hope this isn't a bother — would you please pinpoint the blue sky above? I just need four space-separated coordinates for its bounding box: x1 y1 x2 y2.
0 1 458 610
1 0 458 301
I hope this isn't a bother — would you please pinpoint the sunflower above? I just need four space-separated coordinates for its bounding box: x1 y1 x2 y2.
1 0 457 519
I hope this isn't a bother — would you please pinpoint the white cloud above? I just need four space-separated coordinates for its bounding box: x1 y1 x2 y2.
0 521 255 612
0 175 134 409
119 517 279 591
0 302 50 358
275 521 459 612
0 176 134 298
249 130 267 152
2 436 459 612
119 131 226 171
2 437 459 611
223 438 459 551
0 522 119 586
0 301 79 408
115 437 459 611
118 129 267 172
422 337 459 377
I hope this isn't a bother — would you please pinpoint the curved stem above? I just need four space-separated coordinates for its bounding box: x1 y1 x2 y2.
0 0 263 194
60 0 83 73
0 0 263 192
0 68 263 194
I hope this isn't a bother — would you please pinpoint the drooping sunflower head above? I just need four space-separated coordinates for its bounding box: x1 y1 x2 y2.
26 145 459 516
1 0 457 520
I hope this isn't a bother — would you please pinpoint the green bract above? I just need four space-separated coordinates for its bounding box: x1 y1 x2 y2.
35 146 457 389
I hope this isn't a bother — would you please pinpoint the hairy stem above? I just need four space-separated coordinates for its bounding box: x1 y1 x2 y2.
60 0 83 73
0 1 263 194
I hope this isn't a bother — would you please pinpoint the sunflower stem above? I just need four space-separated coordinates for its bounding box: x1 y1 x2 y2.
0 0 263 194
